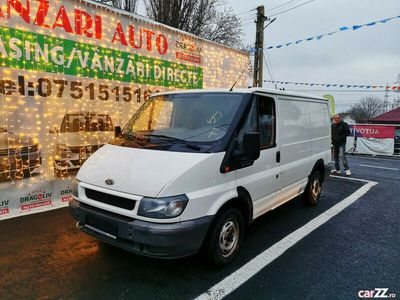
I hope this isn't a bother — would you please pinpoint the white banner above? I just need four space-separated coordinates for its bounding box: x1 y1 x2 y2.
346 136 355 152
356 138 395 156
0 177 72 220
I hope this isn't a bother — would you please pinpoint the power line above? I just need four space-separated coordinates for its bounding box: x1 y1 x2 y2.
235 8 257 16
268 0 303 13
240 16 256 24
242 21 256 27
269 0 316 17
263 52 275 82
239 14 255 21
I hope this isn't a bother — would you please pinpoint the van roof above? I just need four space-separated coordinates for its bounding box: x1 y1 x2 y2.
152 88 327 102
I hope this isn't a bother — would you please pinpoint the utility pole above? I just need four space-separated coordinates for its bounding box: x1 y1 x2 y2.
253 6 266 87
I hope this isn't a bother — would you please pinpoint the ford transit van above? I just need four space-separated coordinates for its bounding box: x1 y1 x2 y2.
51 112 114 177
69 89 331 266
0 127 41 181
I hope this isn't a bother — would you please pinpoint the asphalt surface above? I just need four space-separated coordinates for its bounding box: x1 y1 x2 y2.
0 155 399 299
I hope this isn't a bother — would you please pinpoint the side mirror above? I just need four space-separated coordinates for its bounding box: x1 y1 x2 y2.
243 132 260 161
114 126 122 138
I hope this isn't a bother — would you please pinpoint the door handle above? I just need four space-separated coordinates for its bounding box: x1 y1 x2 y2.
276 151 281 163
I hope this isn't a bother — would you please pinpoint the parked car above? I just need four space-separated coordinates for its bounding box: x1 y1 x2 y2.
51 112 114 177
69 89 332 266
0 127 41 180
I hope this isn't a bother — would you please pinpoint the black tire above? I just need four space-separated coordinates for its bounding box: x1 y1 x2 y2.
302 170 323 206
203 208 244 267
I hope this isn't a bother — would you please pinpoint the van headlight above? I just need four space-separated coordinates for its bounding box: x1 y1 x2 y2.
138 195 189 219
71 178 80 198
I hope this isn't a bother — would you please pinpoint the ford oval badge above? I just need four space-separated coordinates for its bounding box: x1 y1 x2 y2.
105 179 115 185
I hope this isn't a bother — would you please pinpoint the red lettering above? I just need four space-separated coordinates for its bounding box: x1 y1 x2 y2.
7 0 30 23
52 6 73 33
112 22 127 46
0 8 4 18
0 208 9 215
33 0 50 28
142 29 154 51
128 25 142 49
74 9 93 38
94 15 102 40
61 196 72 202
156 34 168 55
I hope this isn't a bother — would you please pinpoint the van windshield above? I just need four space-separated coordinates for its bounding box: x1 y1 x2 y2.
122 93 245 145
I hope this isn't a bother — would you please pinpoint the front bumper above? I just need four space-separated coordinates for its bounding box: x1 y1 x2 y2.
69 199 213 259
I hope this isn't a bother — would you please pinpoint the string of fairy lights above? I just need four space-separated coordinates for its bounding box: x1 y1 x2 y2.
264 80 400 91
0 0 249 181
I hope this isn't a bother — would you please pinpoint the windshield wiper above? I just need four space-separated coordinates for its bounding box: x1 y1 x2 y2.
122 132 141 140
143 134 201 150
120 132 149 145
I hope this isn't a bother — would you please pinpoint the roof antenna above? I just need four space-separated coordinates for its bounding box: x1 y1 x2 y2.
229 63 251 91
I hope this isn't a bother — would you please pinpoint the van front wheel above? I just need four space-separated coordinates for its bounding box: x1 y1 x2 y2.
302 171 322 206
203 208 244 267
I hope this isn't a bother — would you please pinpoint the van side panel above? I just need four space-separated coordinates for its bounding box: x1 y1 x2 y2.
278 98 330 200
310 102 331 160
278 98 313 186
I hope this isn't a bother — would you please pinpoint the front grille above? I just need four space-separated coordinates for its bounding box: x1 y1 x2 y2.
85 188 135 210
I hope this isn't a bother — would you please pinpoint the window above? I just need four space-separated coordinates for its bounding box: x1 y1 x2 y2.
258 96 276 149
237 95 276 152
237 99 258 151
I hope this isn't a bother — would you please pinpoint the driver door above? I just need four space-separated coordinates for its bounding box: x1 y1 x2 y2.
235 94 281 219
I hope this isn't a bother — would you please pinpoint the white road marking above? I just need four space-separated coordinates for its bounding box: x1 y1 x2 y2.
350 155 400 163
330 175 375 183
358 164 399 171
196 178 378 300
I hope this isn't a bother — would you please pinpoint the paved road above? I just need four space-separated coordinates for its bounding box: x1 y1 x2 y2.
0 155 399 299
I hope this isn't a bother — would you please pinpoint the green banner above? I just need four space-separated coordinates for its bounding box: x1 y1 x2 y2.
0 26 203 89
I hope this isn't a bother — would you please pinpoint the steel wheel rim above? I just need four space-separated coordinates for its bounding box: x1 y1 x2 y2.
311 177 321 201
219 219 239 258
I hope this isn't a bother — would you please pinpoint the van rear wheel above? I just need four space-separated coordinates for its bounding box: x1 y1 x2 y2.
203 208 244 267
302 171 322 206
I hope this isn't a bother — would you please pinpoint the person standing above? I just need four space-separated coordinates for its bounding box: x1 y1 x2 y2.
331 114 351 176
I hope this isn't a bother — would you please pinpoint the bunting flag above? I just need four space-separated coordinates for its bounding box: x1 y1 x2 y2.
265 80 400 90
264 15 400 50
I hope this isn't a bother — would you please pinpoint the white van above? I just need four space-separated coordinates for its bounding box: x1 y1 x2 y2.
69 89 332 266
51 112 114 177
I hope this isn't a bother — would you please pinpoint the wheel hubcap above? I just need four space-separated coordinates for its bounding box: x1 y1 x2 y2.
311 178 321 200
219 219 239 257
